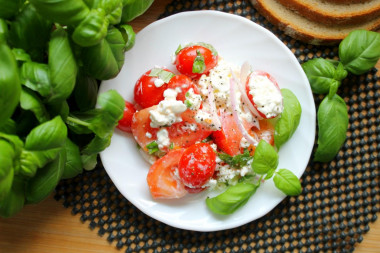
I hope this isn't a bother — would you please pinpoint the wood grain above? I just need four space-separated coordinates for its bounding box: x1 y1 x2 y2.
0 1 379 252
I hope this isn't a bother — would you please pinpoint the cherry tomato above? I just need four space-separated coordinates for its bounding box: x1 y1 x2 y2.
131 106 212 153
133 68 174 108
167 74 200 102
178 143 216 188
147 149 187 199
245 71 281 119
175 45 218 79
117 100 136 132
211 110 251 156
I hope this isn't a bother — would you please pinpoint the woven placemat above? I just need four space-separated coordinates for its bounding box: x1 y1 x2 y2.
55 0 380 252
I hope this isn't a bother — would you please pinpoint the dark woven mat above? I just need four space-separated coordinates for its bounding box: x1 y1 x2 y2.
55 0 380 252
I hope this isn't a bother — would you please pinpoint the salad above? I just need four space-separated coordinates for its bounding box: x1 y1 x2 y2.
117 42 303 215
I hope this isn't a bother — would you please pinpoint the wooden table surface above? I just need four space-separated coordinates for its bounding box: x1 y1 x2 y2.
0 1 379 252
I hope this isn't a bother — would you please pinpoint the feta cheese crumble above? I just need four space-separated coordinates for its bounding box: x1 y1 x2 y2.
154 78 165 88
185 88 202 110
248 74 283 118
150 88 187 128
156 128 170 149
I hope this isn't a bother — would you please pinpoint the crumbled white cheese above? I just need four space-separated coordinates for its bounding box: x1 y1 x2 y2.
154 78 165 88
185 88 202 110
156 128 170 149
150 88 187 128
145 132 152 138
195 110 213 125
240 137 250 149
248 74 283 118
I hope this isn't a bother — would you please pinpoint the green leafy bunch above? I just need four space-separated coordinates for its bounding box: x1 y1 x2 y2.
0 0 154 217
302 30 380 162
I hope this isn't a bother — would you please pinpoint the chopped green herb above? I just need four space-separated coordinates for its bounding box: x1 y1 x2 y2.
218 150 253 168
192 50 206 74
146 141 159 155
169 143 174 150
184 100 192 108
175 44 183 55
148 68 175 83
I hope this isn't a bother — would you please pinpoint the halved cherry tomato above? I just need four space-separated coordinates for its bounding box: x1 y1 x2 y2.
175 45 218 79
117 100 136 132
167 74 200 102
134 68 174 108
147 149 187 199
131 106 212 152
245 71 281 119
178 143 216 188
211 110 251 156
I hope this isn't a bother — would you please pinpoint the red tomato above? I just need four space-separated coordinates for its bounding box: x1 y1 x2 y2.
117 100 136 132
167 74 200 102
178 143 216 188
133 68 174 108
245 71 281 119
146 149 187 199
131 106 212 152
175 45 218 79
211 110 251 156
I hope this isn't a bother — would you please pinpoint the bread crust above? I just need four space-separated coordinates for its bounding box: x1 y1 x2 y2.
323 0 371 3
277 0 380 25
250 0 380 45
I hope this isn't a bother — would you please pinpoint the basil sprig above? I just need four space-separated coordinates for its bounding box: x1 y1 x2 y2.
206 140 302 215
192 50 206 74
302 29 380 163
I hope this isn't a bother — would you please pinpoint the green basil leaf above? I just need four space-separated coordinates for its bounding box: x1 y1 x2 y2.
121 0 154 23
206 182 259 215
192 50 206 74
81 153 98 171
0 40 21 128
0 119 17 134
72 8 108 47
29 0 90 26
302 58 340 94
334 62 348 81
8 4 51 62
20 61 51 97
20 87 50 123
274 89 302 149
251 140 278 175
12 48 32 63
73 70 98 111
314 94 348 162
218 150 253 168
25 148 66 204
20 116 67 177
148 68 175 83
0 0 24 19
0 18 8 41
62 139 83 179
273 168 302 196
146 141 159 155
339 30 380 75
48 27 78 103
99 0 123 25
0 140 15 201
82 27 125 80
183 42 218 56
0 176 25 218
118 24 135 51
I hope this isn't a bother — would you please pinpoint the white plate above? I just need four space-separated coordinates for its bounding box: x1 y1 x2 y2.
99 10 315 232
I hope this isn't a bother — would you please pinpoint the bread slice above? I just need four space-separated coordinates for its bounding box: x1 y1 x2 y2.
250 0 380 45
323 0 371 3
277 0 380 25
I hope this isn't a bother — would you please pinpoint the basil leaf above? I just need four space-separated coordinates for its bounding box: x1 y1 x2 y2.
62 139 83 179
118 24 135 51
274 89 302 149
183 42 218 56
334 62 348 81
0 176 25 218
20 87 50 123
206 182 259 215
314 94 348 162
0 0 24 19
20 116 67 177
81 153 98 171
273 169 302 196
0 140 15 201
73 70 98 112
339 30 380 75
218 150 252 168
48 27 78 103
12 48 32 63
251 140 278 175
25 148 66 204
302 58 340 94
20 62 51 97
0 19 8 41
146 141 159 155
148 68 174 83
72 8 109 47
97 0 123 25
8 4 51 62
192 50 206 74
121 0 154 23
